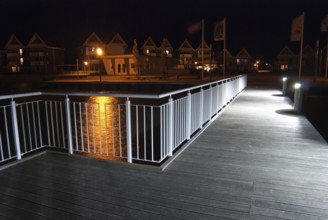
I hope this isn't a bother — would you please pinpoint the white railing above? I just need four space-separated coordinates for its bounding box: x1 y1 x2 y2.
0 75 247 165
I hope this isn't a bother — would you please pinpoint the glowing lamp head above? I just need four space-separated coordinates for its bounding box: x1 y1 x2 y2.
96 48 103 56
294 82 302 89
282 77 287 82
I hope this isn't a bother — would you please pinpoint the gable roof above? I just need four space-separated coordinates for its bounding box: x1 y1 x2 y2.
178 39 194 52
196 41 211 50
108 33 128 47
142 36 157 49
4 34 24 49
277 46 295 58
160 38 173 50
27 33 47 47
82 32 104 47
235 48 251 59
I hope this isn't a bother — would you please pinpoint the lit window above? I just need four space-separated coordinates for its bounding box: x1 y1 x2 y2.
236 59 240 64
19 49 23 56
20 58 24 65
165 50 169 54
146 49 149 54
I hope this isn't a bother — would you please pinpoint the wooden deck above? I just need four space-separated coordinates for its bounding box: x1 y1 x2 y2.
1 87 328 220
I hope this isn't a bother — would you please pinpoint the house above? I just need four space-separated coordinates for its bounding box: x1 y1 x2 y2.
177 39 195 69
274 46 297 72
235 48 252 73
159 38 173 58
4 33 64 73
4 34 26 72
81 32 105 71
141 37 158 56
216 48 235 74
106 33 128 55
27 33 65 73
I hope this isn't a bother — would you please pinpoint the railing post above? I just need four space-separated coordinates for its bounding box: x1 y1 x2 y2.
125 98 132 163
209 86 213 118
65 96 73 154
168 97 173 156
186 91 191 140
11 100 21 160
199 88 204 128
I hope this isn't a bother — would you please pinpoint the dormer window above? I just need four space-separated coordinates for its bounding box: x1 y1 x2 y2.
19 49 23 56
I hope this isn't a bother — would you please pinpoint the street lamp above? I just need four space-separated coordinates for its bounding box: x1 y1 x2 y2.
96 48 103 82
84 61 88 75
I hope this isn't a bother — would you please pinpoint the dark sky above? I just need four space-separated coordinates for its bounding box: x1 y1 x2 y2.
0 0 327 63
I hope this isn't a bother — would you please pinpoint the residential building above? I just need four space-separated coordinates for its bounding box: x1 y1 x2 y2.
27 33 65 73
177 39 195 69
235 48 252 73
4 34 26 72
81 32 106 71
141 37 158 56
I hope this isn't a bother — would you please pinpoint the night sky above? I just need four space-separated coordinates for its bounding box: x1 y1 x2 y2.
1 0 327 63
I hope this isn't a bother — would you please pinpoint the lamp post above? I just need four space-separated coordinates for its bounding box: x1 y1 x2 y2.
96 48 103 82
84 61 88 76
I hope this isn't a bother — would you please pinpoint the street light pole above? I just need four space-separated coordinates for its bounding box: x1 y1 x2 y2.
96 48 103 82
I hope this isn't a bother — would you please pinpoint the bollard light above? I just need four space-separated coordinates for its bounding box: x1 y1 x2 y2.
282 77 287 82
294 82 302 89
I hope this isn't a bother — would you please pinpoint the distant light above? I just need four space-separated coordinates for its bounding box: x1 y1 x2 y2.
96 48 103 56
282 77 287 82
195 61 198 65
19 49 23 56
20 58 24 65
146 49 149 54
294 82 301 89
84 61 88 66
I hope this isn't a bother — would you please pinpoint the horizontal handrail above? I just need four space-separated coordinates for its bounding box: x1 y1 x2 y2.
0 75 244 100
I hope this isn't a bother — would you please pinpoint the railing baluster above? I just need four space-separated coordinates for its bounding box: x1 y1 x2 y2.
186 92 191 140
73 102 78 150
118 104 122 157
65 96 73 154
98 103 102 155
151 106 153 162
126 99 132 163
45 101 51 146
168 97 173 157
50 101 55 147
20 104 27 152
60 102 65 148
54 102 59 148
85 103 90 153
143 106 146 160
37 101 43 147
79 102 84 152
11 100 21 160
136 105 139 159
4 108 11 158
105 104 108 156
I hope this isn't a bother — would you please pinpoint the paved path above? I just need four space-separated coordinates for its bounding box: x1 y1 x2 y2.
1 87 328 219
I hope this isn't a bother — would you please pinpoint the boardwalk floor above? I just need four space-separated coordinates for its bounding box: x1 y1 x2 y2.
1 87 328 220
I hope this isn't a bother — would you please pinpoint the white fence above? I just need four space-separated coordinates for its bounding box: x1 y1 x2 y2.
0 75 247 165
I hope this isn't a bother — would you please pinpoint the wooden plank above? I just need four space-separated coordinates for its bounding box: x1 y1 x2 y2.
1 88 328 219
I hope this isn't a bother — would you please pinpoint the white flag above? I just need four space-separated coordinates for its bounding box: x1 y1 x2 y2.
214 19 225 41
290 13 304 41
321 15 328 32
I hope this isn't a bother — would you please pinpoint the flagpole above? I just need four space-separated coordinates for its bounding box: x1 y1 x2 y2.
298 12 305 81
223 17 226 78
202 18 204 80
325 37 328 78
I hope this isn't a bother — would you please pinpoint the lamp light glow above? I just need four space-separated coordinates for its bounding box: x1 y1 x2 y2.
294 83 301 89
282 77 287 82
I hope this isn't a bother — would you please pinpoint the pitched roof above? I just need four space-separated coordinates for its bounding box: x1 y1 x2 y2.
160 38 173 50
196 41 211 50
27 33 47 47
108 33 128 47
277 46 295 57
82 32 104 47
235 48 251 59
4 34 24 49
178 39 194 51
142 36 157 48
